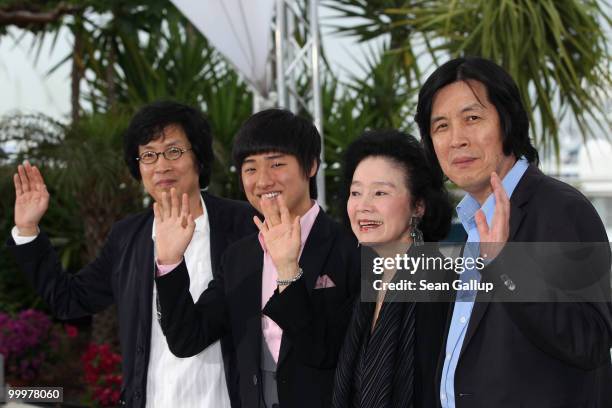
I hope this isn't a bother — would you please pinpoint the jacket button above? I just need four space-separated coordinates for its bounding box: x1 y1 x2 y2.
135 391 141 399
500 274 516 291
252 374 258 385
137 345 144 354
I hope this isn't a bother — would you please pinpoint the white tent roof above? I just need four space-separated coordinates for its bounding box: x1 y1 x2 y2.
170 0 275 95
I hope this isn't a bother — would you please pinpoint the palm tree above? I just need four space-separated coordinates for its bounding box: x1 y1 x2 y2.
0 111 144 348
1 3 254 347
325 0 612 159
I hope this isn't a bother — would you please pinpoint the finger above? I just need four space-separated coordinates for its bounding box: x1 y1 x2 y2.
33 166 48 195
154 202 163 222
278 194 291 225
161 191 171 219
187 213 195 230
474 209 489 240
180 193 190 220
259 196 280 227
493 172 510 211
490 173 509 234
29 167 39 192
17 164 30 193
259 196 273 222
292 215 301 241
24 161 37 185
181 213 188 229
253 215 267 233
265 196 281 226
14 173 23 196
170 188 180 219
153 201 162 222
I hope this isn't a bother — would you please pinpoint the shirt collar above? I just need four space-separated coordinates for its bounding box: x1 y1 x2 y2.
151 193 208 239
258 200 320 252
456 157 529 233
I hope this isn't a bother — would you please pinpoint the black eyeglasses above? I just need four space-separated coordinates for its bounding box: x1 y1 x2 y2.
136 147 192 164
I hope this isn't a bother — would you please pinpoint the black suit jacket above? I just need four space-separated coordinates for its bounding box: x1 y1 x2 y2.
6 193 256 408
436 165 612 408
156 209 361 408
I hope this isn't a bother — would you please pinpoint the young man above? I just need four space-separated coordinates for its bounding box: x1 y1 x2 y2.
154 108 360 408
415 57 612 407
7 101 256 407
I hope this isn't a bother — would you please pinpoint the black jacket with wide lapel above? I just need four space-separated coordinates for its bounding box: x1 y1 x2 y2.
275 208 337 368
457 165 535 355
217 209 359 408
435 165 612 408
7 192 256 408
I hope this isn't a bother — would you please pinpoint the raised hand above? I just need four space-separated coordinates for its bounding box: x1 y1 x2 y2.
254 194 301 282
154 188 195 265
475 172 510 262
14 161 49 236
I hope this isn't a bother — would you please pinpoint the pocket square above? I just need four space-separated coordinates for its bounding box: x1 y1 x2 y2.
314 274 336 289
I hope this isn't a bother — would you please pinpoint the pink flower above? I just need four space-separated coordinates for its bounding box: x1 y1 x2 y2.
64 324 78 338
81 342 123 406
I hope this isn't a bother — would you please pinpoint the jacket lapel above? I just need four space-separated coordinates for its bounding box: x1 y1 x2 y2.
137 214 156 359
276 211 336 369
202 192 224 275
240 236 265 376
459 165 538 356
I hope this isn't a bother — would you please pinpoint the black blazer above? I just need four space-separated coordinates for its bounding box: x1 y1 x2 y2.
436 165 612 408
156 210 361 408
5 193 256 408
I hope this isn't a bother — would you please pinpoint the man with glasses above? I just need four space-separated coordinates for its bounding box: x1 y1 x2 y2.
6 100 256 408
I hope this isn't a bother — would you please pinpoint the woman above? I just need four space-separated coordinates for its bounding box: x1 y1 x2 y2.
332 130 453 408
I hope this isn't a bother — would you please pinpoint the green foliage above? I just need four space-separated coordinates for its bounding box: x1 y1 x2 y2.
0 5 254 317
328 0 612 159
0 114 68 313
391 0 612 158
62 6 253 198
204 69 253 200
323 43 417 217
0 112 143 313
325 0 424 85
0 165 44 313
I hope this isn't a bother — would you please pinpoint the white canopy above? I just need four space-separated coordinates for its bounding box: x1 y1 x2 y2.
169 0 275 96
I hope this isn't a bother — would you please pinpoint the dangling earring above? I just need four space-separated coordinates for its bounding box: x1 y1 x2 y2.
410 216 424 246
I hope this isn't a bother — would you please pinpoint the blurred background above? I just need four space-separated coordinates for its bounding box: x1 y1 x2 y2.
0 0 611 406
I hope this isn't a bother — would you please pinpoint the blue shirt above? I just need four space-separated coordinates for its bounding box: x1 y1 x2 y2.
440 158 529 407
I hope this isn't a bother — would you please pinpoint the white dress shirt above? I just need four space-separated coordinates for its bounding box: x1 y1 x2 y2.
148 197 230 408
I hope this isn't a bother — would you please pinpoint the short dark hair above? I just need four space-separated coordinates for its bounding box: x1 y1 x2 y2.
124 100 214 188
415 56 539 178
343 130 453 242
232 109 321 199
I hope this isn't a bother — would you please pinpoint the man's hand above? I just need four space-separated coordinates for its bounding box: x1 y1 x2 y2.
14 161 49 236
154 188 195 265
475 172 510 261
254 194 301 284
